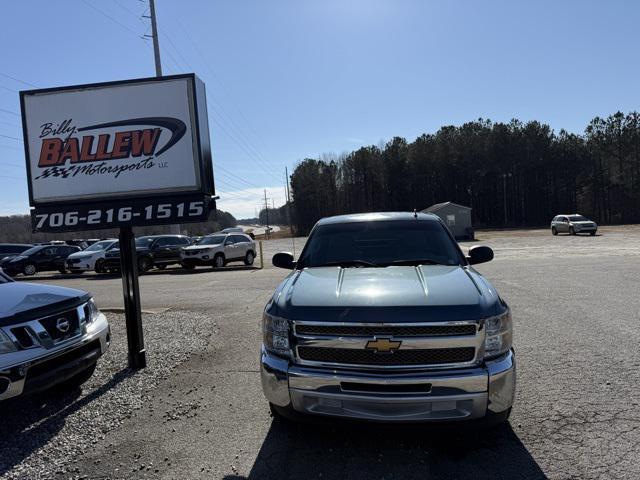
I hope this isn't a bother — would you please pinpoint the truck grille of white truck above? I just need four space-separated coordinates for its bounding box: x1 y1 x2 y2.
293 320 483 370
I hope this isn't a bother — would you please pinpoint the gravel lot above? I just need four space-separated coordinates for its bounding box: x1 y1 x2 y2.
2 225 640 479
0 312 217 480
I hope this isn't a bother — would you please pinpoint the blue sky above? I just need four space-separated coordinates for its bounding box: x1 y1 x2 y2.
1 0 639 218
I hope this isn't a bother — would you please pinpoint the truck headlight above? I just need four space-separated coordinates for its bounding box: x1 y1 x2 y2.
0 330 17 354
85 298 101 324
484 309 512 359
262 312 291 358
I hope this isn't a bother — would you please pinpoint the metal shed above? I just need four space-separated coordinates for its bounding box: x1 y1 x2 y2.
422 202 473 240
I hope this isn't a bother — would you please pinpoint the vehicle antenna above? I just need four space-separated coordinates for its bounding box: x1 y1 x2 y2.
413 209 418 219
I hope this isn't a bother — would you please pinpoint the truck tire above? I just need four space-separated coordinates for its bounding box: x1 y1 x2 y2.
244 251 255 266
181 262 195 270
551 227 558 235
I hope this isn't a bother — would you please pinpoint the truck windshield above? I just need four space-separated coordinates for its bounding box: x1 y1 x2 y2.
298 220 463 268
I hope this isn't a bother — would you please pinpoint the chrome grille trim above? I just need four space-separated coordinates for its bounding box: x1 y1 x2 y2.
292 320 484 371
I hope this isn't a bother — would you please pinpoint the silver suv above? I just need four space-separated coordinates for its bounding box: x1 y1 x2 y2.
261 212 515 426
0 270 110 401
551 214 598 236
181 233 257 269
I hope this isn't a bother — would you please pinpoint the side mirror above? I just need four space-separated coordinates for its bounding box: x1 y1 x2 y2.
273 252 295 270
467 245 493 265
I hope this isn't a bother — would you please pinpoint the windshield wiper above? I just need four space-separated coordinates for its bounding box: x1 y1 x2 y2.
313 260 381 268
383 259 451 266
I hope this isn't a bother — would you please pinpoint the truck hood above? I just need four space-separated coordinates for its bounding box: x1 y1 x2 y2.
0 282 90 326
272 266 501 322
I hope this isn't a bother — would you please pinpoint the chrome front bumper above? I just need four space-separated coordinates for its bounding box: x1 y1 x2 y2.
0 313 110 401
261 347 515 422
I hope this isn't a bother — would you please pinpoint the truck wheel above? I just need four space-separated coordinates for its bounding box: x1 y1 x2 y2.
181 262 195 270
551 227 558 236
244 251 255 266
23 263 37 276
213 254 225 269
138 257 152 273
95 260 105 273
58 363 97 390
590 231 596 236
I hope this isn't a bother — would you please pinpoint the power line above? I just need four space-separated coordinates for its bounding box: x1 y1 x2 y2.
170 16 282 179
0 72 37 88
0 84 18 93
81 0 144 39
215 164 261 189
0 133 21 141
0 107 19 117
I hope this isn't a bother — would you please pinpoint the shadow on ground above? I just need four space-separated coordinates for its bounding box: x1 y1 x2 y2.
0 368 134 476
225 418 544 480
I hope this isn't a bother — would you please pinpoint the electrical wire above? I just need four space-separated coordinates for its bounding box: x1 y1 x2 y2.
0 72 37 88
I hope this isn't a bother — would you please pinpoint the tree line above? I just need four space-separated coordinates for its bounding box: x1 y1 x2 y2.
0 210 237 244
288 111 640 235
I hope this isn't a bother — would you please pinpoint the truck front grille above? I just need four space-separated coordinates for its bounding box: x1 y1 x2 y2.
295 324 476 337
292 320 483 369
297 346 475 366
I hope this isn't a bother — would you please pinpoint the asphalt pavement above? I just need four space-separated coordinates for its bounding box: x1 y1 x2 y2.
2 225 640 479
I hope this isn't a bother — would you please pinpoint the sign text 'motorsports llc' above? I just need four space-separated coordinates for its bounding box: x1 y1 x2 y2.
37 117 186 167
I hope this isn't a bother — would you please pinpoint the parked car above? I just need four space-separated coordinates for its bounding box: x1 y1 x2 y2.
262 212 515 426
181 233 256 269
551 214 598 236
103 235 192 273
2 245 81 277
0 244 33 268
66 239 118 273
0 269 110 401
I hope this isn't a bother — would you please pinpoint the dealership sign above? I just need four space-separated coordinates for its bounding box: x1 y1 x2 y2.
20 74 215 232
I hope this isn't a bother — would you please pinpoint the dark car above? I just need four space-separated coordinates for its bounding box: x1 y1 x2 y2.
103 235 192 273
0 244 33 268
0 269 110 401
2 245 81 277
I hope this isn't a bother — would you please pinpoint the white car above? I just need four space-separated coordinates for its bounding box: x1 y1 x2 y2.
180 233 256 269
65 239 118 273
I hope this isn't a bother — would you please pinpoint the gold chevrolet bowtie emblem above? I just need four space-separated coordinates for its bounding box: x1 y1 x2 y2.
365 337 402 354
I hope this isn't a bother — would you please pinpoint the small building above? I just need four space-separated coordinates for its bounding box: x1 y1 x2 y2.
422 202 473 240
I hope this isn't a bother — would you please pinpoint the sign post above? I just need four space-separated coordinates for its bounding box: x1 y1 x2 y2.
20 74 215 369
119 226 146 368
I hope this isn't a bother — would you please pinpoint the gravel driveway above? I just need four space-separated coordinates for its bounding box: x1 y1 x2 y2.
0 311 217 480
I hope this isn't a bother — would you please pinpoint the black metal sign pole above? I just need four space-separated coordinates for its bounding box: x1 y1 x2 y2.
118 226 146 369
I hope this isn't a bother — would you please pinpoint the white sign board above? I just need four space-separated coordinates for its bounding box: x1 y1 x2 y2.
21 74 214 232
21 75 212 205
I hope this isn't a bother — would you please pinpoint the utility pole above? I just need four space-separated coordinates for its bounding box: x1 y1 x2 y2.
264 189 270 238
149 0 162 76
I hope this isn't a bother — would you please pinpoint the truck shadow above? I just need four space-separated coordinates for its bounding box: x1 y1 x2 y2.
0 368 134 476
225 418 545 480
